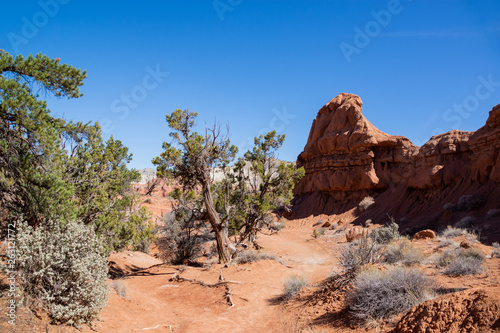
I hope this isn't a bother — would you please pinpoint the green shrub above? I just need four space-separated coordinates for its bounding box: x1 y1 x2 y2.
370 222 400 244
282 276 308 300
16 219 108 326
346 267 436 323
383 240 425 266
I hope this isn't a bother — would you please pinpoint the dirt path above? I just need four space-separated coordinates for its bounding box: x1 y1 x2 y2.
83 217 337 333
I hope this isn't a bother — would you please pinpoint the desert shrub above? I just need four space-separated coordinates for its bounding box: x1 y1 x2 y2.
444 256 484 276
110 280 129 299
334 236 380 284
493 242 500 249
456 195 483 211
436 238 456 249
487 209 500 219
157 191 211 264
370 222 400 244
312 227 326 239
455 216 476 229
435 247 485 276
346 267 436 323
282 276 308 300
443 202 456 211
16 219 108 326
143 198 153 204
269 220 286 233
441 226 468 238
358 196 375 212
383 240 425 266
234 250 284 265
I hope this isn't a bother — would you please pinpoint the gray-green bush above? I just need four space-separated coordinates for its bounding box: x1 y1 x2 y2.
282 276 308 300
370 222 400 244
435 247 485 276
346 267 436 323
383 240 424 266
16 219 108 325
441 226 469 239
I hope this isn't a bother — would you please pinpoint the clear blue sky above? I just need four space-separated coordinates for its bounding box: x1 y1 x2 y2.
1 1 499 169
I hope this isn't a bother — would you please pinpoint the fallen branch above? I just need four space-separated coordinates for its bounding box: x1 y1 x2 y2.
220 269 234 308
169 273 242 288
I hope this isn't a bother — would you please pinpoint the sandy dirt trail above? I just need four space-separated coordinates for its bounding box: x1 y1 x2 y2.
85 218 337 333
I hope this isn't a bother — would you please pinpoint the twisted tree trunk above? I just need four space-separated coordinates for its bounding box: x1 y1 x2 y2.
202 184 231 264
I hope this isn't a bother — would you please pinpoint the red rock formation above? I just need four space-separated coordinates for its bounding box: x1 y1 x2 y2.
293 93 500 242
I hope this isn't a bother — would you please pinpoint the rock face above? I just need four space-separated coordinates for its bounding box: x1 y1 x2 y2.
292 93 500 242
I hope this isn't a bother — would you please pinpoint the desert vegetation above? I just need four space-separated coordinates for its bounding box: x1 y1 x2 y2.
0 50 498 333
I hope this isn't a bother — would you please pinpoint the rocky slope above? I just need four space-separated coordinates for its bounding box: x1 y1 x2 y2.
292 93 500 242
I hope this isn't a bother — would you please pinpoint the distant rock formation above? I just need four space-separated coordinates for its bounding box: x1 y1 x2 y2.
292 93 500 242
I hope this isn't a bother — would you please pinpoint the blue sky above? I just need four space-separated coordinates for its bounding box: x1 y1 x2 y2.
1 0 499 169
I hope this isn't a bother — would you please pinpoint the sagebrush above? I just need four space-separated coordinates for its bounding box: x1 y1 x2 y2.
383 239 424 266
16 219 108 325
282 276 308 300
370 222 400 244
346 267 436 323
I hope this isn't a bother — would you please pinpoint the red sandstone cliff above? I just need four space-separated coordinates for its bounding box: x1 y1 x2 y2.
292 93 500 242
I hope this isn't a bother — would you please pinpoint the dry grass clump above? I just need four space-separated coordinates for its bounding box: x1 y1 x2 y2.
282 276 309 300
110 280 130 300
435 247 485 276
440 226 477 241
346 267 436 324
312 227 326 239
383 239 425 266
436 238 456 249
234 250 285 265
358 196 375 212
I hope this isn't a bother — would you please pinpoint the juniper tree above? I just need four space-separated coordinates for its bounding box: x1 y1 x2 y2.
153 109 237 263
0 50 154 251
153 110 304 263
217 131 305 243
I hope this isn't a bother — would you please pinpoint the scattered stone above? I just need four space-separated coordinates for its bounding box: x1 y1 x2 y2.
321 221 332 228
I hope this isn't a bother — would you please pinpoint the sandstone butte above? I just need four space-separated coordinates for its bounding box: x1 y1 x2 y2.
292 93 500 243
